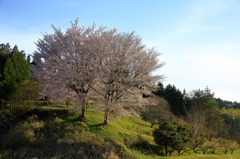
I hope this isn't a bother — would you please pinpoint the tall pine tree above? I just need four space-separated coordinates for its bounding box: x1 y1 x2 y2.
0 44 30 100
154 83 185 116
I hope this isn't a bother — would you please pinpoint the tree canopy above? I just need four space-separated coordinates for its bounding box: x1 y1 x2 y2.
32 19 164 123
185 87 223 138
153 83 185 116
153 121 193 156
0 43 30 101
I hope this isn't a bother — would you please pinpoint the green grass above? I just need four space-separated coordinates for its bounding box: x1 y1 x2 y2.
1 105 240 159
84 109 161 158
39 105 68 110
83 108 240 159
161 153 240 159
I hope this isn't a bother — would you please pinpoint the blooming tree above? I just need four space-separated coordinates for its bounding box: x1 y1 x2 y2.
32 19 164 123
92 32 165 124
32 19 107 119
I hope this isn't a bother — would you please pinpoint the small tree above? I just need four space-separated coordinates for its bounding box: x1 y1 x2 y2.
189 135 205 154
153 121 176 156
229 140 239 154
185 87 224 138
153 121 193 156
141 97 171 128
174 124 194 155
218 138 239 155
218 138 230 154
200 140 212 155
208 138 220 154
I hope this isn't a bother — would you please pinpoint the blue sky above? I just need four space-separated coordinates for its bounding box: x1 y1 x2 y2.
1 0 240 101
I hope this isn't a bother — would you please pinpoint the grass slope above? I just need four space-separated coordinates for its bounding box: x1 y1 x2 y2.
1 105 240 159
85 109 160 158
84 109 240 159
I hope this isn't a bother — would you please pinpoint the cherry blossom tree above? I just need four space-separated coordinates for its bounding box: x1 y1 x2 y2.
32 19 164 123
92 32 165 125
32 19 108 119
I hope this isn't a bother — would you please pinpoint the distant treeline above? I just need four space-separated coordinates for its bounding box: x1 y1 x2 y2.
216 98 240 109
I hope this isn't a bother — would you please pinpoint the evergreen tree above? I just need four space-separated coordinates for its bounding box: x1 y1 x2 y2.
153 82 164 96
185 87 223 138
154 83 185 116
0 43 11 78
0 43 30 100
153 121 193 156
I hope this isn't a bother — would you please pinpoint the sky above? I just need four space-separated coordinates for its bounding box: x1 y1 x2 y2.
1 0 240 102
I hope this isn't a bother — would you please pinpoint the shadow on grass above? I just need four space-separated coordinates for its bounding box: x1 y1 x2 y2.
87 123 104 132
89 123 104 127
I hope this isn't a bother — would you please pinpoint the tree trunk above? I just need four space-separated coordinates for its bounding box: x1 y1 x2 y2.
177 150 181 156
164 146 168 156
81 104 86 119
193 149 197 154
224 149 228 154
202 149 207 155
150 121 155 128
168 150 173 156
103 110 109 125
79 96 87 121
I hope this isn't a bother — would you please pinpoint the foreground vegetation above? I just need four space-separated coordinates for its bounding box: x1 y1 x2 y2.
1 104 240 159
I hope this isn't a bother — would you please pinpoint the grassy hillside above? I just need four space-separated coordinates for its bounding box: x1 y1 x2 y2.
1 105 240 159
0 105 159 159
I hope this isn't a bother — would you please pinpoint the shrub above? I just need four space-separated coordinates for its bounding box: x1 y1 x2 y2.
153 121 193 156
2 115 45 149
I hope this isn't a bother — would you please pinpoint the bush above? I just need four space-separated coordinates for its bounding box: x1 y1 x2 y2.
0 104 35 135
2 115 45 149
153 121 193 156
